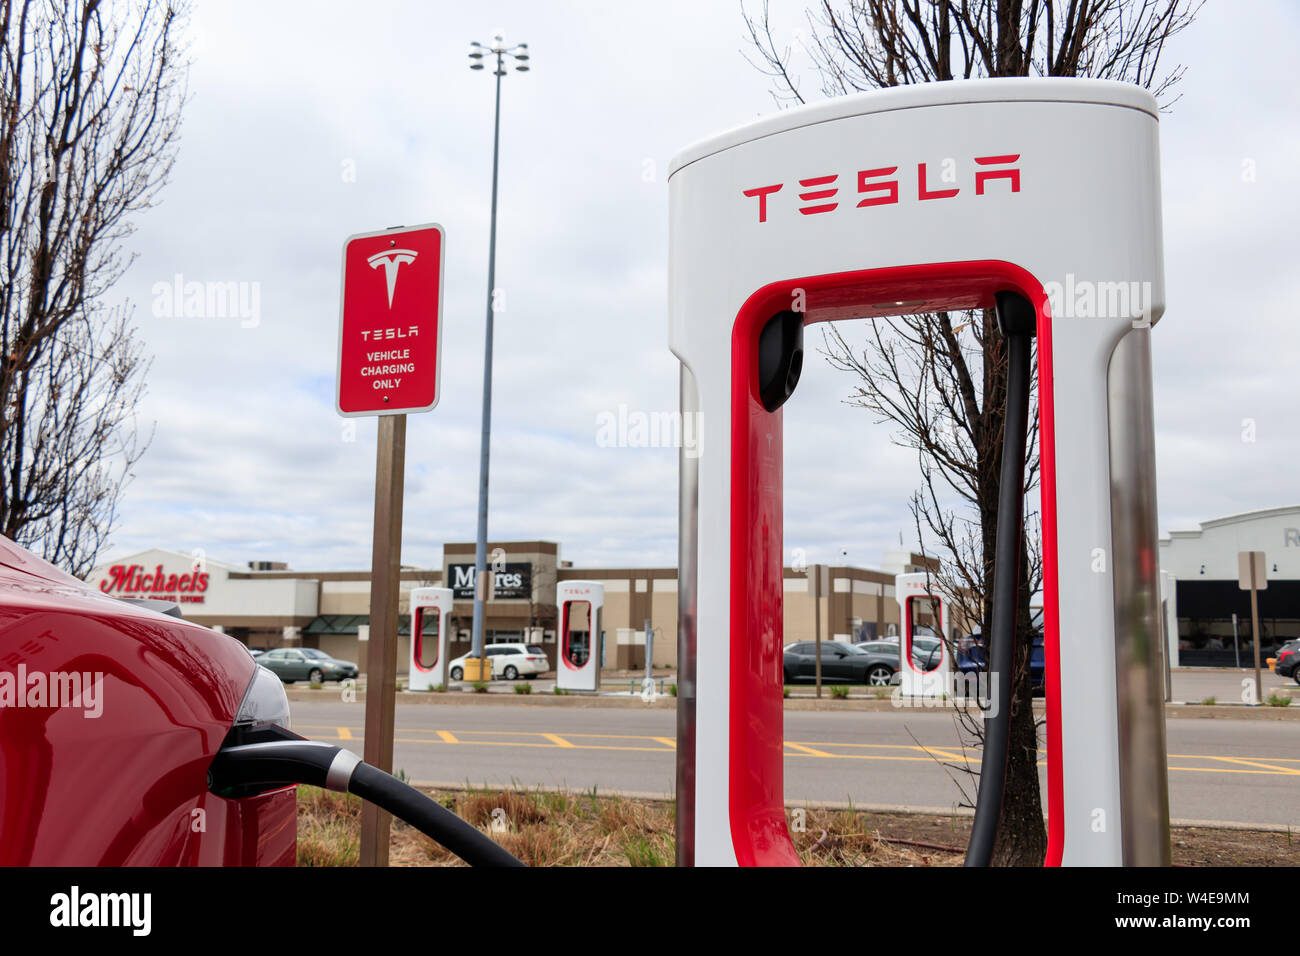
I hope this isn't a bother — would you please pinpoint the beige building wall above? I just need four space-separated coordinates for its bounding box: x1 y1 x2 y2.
96 541 939 677
649 582 678 668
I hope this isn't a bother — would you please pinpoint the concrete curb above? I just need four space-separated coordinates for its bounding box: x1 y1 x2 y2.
287 687 677 708
286 687 1300 718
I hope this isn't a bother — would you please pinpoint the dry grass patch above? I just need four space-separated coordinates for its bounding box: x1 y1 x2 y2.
298 785 1297 867
297 786 362 867
458 787 549 829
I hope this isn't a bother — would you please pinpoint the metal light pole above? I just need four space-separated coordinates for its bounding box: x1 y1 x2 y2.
467 34 529 677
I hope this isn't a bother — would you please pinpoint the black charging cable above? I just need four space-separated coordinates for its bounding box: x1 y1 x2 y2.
964 291 1035 868
208 736 525 867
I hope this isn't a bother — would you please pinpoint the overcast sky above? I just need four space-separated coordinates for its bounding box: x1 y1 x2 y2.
94 0 1300 575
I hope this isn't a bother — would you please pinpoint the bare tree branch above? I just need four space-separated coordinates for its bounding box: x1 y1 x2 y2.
0 0 190 574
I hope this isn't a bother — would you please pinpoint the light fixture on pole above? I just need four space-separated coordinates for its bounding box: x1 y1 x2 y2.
466 33 530 681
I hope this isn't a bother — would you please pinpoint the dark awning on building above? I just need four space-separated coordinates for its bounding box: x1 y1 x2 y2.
302 614 437 637
1175 579 1299 623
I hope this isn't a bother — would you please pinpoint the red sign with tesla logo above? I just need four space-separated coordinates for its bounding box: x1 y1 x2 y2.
336 223 445 416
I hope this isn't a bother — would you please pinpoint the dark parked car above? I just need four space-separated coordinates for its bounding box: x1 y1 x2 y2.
1275 639 1300 681
784 640 899 686
955 631 1045 693
258 646 358 683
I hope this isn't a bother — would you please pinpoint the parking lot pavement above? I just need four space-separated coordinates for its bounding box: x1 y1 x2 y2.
288 700 1300 827
1171 667 1295 704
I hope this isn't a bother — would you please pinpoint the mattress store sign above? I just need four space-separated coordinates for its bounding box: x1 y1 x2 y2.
98 563 210 605
449 563 531 600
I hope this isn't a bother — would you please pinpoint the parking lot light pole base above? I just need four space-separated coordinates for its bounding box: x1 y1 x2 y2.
463 657 492 682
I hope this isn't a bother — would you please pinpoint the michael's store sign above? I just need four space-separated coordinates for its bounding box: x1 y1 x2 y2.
98 563 210 604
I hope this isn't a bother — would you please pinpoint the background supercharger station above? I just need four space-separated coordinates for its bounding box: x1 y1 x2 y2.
407 587 452 692
895 573 951 699
556 581 604 693
670 78 1171 867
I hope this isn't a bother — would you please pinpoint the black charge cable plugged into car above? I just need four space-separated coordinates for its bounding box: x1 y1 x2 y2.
964 290 1035 869
208 729 525 868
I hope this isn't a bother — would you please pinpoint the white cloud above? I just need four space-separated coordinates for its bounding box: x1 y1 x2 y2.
96 0 1300 576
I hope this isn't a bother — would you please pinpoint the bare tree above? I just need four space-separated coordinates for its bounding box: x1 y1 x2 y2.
743 0 1200 864
0 0 190 575
527 562 558 639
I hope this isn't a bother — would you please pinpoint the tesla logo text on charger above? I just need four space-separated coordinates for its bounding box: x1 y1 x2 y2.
743 155 1021 222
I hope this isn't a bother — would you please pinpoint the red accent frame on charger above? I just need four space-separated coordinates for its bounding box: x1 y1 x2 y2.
728 260 1061 867
904 594 945 674
412 607 438 672
561 601 594 672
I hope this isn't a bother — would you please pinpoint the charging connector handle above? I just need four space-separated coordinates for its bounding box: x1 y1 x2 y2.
209 740 525 867
965 291 1035 867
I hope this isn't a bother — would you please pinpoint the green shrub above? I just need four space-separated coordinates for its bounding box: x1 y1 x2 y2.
514 682 533 695
830 685 850 700
472 681 490 694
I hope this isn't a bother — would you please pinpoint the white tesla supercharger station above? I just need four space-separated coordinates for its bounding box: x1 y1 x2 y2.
556 581 604 693
895 573 951 698
408 586 452 692
670 79 1171 867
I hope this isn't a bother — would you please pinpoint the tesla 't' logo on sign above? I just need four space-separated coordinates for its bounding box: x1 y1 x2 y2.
367 248 418 308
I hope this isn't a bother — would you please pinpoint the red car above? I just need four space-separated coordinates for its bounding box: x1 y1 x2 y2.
0 535 296 865
0 535 519 867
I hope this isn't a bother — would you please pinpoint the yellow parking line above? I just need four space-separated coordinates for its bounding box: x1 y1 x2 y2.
1194 756 1300 775
337 727 353 740
543 732 672 741
787 740 973 762
1166 763 1297 776
916 748 970 762
1169 752 1300 763
785 742 834 757
391 738 672 753
787 740 974 753
436 730 458 744
789 752 979 764
653 737 676 748
542 733 575 748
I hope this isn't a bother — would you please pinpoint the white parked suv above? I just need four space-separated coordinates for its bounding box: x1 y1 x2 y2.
448 643 550 681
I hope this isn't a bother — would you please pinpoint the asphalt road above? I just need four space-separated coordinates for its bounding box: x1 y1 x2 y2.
392 667 1298 703
290 699 1300 828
